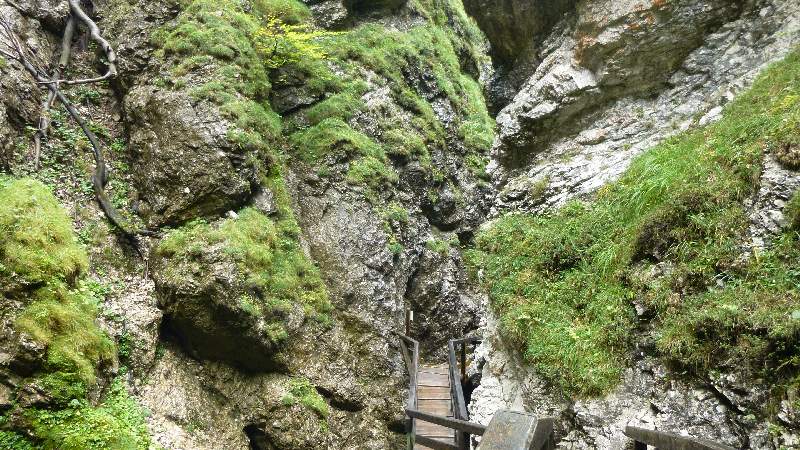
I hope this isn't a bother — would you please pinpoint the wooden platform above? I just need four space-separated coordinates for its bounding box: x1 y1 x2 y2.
414 365 455 449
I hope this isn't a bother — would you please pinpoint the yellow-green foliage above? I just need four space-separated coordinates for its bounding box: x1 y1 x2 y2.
253 18 336 69
468 49 800 397
157 207 331 326
0 178 88 287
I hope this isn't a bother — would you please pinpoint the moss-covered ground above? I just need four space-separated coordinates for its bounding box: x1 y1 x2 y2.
468 49 800 399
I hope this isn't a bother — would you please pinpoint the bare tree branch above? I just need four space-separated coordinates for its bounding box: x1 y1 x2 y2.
67 0 117 80
34 15 75 169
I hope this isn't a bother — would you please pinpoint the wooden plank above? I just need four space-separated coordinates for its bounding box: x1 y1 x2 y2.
414 435 458 450
416 420 456 437
418 371 450 387
418 399 452 416
418 386 451 400
420 366 449 375
407 409 487 436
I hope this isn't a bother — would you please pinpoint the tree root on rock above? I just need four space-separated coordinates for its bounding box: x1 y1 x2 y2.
0 3 155 251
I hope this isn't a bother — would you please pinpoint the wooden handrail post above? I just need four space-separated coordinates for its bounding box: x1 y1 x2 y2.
460 342 466 384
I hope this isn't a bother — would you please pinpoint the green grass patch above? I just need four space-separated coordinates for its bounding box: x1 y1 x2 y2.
282 378 329 419
157 206 331 328
786 190 800 231
153 0 281 155
252 0 310 24
0 178 114 385
0 178 150 446
468 49 800 397
16 282 115 385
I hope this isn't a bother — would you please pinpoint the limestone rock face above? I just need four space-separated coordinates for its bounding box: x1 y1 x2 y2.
492 0 745 173
125 87 258 227
489 0 800 214
406 245 480 357
0 6 52 171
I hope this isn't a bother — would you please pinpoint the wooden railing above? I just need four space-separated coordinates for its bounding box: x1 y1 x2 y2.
393 331 420 450
624 426 737 450
447 336 481 450
395 330 736 450
406 408 487 450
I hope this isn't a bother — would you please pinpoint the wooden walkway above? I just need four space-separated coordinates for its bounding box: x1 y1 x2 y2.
415 364 455 449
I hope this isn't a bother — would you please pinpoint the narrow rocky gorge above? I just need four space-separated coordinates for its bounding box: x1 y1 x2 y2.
0 0 798 449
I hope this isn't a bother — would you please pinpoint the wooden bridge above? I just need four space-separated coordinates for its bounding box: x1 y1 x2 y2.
394 331 738 450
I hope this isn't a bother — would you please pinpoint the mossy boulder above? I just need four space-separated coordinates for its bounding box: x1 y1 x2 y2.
152 208 331 371
0 178 87 292
125 87 260 227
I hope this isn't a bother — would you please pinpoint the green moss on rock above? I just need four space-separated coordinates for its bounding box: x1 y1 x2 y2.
282 377 329 419
16 283 115 385
0 178 88 288
157 207 331 326
27 377 151 450
0 178 150 448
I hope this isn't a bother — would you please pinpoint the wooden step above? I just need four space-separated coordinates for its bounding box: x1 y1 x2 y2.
418 399 452 416
416 420 456 437
417 371 449 387
418 385 451 400
414 436 455 450
414 364 455 448
419 365 449 375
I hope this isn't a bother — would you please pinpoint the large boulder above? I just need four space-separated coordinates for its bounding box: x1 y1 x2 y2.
150 207 332 372
125 87 259 227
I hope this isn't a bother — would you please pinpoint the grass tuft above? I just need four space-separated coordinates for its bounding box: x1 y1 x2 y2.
282 378 329 419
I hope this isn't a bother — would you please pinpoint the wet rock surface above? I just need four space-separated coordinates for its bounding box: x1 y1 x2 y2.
1 0 799 448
